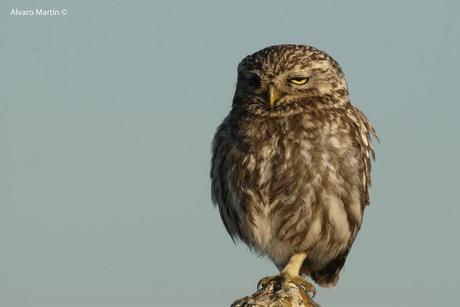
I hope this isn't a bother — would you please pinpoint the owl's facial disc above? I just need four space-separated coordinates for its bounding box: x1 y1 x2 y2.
238 70 313 108
234 45 350 112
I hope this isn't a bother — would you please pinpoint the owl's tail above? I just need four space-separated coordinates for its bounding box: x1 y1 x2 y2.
305 252 348 288
310 269 341 288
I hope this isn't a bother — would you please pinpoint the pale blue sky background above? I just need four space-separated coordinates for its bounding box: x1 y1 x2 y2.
1 1 459 306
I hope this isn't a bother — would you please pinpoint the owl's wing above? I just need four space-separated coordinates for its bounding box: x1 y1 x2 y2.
210 119 246 242
345 105 379 206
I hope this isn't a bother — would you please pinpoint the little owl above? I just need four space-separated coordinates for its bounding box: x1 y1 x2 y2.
211 44 377 292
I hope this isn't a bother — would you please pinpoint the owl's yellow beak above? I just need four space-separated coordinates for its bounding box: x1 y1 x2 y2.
268 86 283 107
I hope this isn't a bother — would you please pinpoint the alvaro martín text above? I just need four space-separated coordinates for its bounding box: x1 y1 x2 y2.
10 8 61 16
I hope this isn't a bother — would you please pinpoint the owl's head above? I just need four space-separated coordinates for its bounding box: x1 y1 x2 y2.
233 45 349 114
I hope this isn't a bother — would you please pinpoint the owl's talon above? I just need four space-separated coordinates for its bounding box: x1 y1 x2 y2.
257 275 280 290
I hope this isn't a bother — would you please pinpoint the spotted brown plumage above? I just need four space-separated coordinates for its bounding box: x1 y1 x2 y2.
211 44 377 289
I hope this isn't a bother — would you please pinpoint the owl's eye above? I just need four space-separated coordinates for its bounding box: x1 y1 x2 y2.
246 73 261 87
240 72 261 88
289 77 309 85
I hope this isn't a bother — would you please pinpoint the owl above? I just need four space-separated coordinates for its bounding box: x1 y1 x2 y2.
211 44 377 291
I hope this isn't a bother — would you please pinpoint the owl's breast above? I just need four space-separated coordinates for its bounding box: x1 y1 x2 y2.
228 113 365 267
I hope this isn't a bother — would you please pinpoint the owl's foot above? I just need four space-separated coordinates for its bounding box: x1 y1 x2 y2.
257 273 316 298
289 274 317 298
